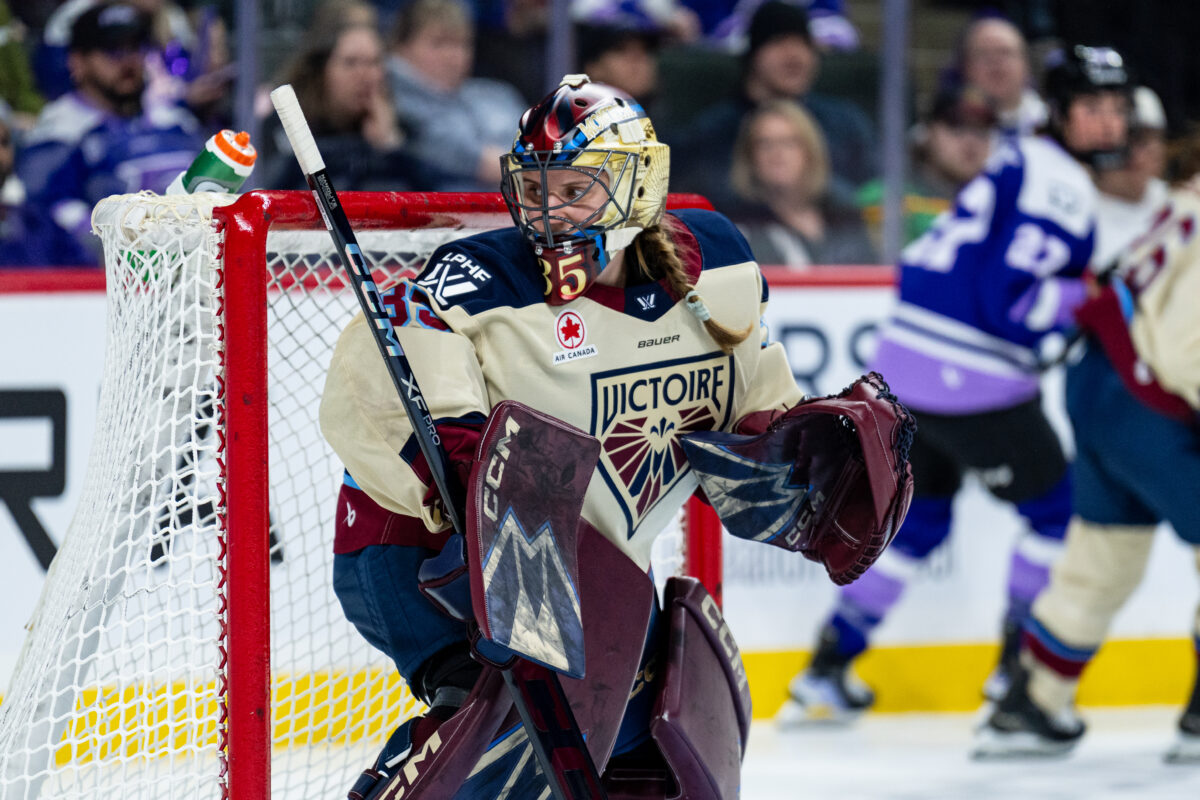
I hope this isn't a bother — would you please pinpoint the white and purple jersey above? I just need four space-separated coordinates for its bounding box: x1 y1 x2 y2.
872 135 1096 414
18 93 203 248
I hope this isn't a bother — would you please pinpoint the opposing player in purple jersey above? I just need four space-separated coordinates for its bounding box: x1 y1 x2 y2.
780 45 1133 724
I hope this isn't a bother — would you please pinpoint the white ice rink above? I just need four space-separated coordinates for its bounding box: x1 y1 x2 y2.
743 708 1200 800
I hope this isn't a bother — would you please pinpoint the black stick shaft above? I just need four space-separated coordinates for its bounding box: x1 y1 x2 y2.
308 169 466 533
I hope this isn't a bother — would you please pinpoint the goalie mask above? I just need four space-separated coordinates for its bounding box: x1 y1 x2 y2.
501 74 670 304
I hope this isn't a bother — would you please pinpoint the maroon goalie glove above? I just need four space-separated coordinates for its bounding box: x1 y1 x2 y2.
681 372 916 585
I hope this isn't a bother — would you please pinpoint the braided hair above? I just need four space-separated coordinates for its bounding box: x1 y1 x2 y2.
633 216 754 354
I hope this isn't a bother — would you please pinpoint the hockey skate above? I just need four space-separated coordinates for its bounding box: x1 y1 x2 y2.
971 670 1084 759
982 618 1022 703
1165 674 1200 764
777 627 875 725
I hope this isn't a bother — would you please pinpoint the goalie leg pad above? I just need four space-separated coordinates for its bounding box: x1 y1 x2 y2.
354 666 513 800
646 577 752 800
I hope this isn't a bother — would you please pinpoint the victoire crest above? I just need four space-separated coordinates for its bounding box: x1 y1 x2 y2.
591 353 735 531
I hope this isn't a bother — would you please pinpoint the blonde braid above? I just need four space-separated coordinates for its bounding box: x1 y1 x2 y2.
634 219 753 354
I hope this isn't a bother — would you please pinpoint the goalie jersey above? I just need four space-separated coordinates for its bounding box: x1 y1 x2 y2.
872 135 1098 414
321 208 803 569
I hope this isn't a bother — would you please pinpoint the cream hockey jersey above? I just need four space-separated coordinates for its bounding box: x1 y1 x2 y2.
320 208 803 570
1122 178 1200 410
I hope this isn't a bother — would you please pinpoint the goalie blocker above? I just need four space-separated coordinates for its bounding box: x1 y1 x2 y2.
682 372 916 585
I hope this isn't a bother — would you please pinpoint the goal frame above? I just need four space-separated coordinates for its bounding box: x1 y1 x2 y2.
215 190 722 799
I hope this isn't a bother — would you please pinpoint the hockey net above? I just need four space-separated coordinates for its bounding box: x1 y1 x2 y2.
0 190 722 800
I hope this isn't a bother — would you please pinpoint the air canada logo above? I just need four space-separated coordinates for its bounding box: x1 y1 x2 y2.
591 353 734 530
553 310 598 365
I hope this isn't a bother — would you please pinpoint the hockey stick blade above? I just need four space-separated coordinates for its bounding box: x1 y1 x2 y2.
269 85 608 800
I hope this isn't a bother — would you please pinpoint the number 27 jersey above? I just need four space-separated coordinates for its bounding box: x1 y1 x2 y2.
872 135 1097 414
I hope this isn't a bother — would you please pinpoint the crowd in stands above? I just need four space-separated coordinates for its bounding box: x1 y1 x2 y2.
0 0 1192 270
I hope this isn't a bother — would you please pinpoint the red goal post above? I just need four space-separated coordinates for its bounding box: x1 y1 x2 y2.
0 190 723 800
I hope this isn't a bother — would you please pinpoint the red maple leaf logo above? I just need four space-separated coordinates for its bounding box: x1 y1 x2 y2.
557 313 584 349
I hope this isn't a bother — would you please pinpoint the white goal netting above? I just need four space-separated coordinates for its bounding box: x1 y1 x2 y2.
0 190 702 800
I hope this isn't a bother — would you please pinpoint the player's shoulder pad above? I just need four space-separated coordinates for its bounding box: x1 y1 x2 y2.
669 208 756 270
414 228 544 314
669 208 766 301
1009 135 1097 239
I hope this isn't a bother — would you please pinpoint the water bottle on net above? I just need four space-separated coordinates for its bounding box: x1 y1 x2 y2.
166 129 257 195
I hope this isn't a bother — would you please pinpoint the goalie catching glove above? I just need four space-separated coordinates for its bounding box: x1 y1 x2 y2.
681 372 916 585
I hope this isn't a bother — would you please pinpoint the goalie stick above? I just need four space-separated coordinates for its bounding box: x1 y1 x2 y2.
270 84 608 800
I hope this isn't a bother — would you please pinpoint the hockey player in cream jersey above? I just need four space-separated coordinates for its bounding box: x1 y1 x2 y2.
319 76 913 799
974 154 1200 760
780 45 1134 725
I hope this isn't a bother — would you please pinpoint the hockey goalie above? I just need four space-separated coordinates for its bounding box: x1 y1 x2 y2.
318 75 915 799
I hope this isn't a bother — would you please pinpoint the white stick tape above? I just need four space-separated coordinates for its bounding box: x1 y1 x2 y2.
269 84 326 176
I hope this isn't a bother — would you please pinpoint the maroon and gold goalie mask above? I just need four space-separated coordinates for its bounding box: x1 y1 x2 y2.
500 74 670 305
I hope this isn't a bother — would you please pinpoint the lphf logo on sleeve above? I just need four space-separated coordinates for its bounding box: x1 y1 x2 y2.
553 310 598 365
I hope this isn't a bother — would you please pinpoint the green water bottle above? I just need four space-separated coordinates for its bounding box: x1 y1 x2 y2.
166 129 257 195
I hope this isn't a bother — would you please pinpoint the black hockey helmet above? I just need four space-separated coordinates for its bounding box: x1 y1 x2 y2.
1043 45 1133 168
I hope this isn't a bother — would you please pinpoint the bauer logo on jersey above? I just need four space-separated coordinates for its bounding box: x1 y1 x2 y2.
552 309 598 364
591 353 734 531
417 250 492 306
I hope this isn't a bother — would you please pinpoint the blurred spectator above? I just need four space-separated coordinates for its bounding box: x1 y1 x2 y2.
857 84 997 250
1092 85 1169 268
0 1 45 132
31 0 92 100
17 2 203 262
386 0 526 191
673 1 877 212
312 0 380 29
573 0 701 43
0 111 91 266
472 0 548 105
709 0 860 52
262 20 442 191
946 14 1047 137
144 3 236 130
575 20 663 106
727 99 876 266
34 0 234 127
